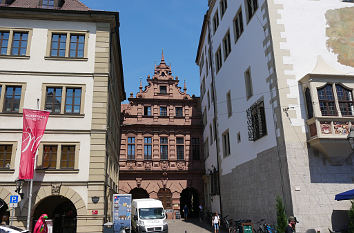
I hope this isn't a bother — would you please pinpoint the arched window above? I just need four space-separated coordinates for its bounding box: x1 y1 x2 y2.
317 84 337 116
305 88 313 119
335 84 354 116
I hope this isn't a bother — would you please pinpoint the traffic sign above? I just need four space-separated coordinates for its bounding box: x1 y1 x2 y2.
9 203 18 208
10 195 19 204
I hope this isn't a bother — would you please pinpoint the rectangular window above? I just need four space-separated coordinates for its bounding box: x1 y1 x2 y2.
223 31 231 60
176 137 184 160
42 0 54 8
144 106 151 116
0 145 12 169
60 145 75 169
144 137 152 160
160 137 168 160
203 108 207 127
175 107 183 117
227 91 232 117
69 34 85 58
65 88 81 114
245 68 253 99
213 11 220 33
213 118 217 141
45 87 62 114
247 100 267 141
160 106 167 116
3 86 21 113
0 31 9 55
42 145 57 169
191 138 200 160
160 86 167 94
234 8 244 42
204 138 209 159
11 32 28 56
209 124 213 144
245 0 258 22
220 0 228 17
222 130 230 157
215 46 222 72
207 91 211 109
50 34 67 57
127 137 135 160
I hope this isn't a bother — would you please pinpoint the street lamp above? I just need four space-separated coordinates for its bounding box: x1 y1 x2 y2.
347 126 354 150
15 179 24 199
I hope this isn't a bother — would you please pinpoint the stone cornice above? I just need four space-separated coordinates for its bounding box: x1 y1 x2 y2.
127 97 200 104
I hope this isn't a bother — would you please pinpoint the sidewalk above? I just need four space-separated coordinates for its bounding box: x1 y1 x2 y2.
167 219 227 233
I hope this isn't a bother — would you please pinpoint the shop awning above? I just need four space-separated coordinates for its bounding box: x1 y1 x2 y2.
335 189 354 201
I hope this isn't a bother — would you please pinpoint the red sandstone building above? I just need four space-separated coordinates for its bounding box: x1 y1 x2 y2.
119 53 204 217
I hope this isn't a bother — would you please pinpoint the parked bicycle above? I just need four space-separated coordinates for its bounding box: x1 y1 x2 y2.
255 219 277 233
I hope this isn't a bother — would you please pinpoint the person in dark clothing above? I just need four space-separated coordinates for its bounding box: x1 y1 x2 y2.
285 216 298 233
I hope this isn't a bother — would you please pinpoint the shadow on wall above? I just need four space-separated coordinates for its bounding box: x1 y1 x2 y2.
332 210 349 232
308 149 354 184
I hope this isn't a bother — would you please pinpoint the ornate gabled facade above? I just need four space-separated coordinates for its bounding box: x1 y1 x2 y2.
119 52 204 218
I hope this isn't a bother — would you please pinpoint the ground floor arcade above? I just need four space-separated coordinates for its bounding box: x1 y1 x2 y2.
118 171 204 219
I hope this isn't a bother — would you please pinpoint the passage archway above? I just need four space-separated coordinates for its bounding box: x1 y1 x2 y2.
157 188 172 209
0 198 9 225
180 187 200 218
129 188 149 199
33 196 77 233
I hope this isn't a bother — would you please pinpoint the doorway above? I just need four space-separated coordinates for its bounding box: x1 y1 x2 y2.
33 196 77 233
157 188 172 209
180 187 200 218
129 188 149 199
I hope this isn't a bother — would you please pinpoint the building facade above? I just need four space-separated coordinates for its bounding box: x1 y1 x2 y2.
0 0 125 232
196 0 354 232
119 53 204 218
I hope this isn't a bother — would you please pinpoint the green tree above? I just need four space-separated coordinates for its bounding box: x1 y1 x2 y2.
349 201 354 233
276 196 288 233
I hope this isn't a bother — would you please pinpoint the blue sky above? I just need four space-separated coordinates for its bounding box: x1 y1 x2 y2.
81 0 208 100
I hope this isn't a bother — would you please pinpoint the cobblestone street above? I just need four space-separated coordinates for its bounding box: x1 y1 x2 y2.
167 219 226 233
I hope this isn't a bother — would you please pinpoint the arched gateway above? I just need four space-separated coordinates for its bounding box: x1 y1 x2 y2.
129 188 149 199
33 196 77 233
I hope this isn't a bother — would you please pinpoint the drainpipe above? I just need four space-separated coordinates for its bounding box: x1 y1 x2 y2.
206 14 223 216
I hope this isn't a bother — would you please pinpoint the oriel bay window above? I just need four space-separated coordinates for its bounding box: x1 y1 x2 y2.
144 137 152 160
176 137 184 160
38 143 79 170
317 84 337 116
43 85 85 115
335 84 354 116
47 31 88 59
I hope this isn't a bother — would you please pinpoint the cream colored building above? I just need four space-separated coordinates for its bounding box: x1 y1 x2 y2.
196 0 354 232
0 0 125 232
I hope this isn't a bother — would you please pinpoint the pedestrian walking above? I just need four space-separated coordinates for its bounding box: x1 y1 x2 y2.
285 216 298 233
212 212 220 233
183 204 189 221
33 214 48 233
199 204 203 221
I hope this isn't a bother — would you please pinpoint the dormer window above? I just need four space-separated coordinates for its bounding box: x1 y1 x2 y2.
161 72 166 77
160 86 167 94
42 0 54 8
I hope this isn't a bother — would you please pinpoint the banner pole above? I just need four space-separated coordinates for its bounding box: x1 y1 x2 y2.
26 152 37 231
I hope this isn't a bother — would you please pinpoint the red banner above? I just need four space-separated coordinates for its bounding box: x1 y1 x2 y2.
19 109 50 180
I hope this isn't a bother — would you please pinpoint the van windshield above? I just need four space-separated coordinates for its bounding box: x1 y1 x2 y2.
139 208 164 219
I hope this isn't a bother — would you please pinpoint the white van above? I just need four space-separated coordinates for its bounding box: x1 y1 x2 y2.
131 199 168 233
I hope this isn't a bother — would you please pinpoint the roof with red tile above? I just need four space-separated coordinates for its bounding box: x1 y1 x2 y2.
0 0 90 11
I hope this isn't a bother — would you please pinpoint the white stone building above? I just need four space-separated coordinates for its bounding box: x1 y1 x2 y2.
0 0 125 232
196 0 354 232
